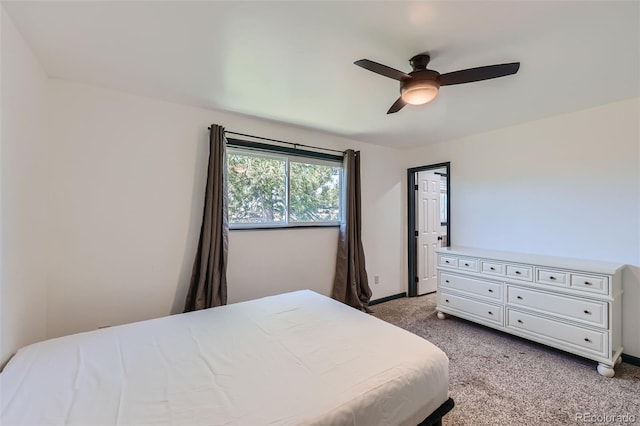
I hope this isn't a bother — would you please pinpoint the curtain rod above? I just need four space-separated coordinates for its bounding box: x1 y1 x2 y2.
208 127 345 155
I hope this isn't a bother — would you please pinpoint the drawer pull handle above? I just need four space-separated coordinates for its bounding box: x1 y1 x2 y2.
488 289 494 293
549 276 556 280
464 263 469 266
517 319 523 324
584 281 592 286
490 267 495 271
584 338 592 343
515 271 521 275
488 311 493 315
517 296 523 300
445 261 450 264
445 280 450 283
584 310 591 315
445 299 449 303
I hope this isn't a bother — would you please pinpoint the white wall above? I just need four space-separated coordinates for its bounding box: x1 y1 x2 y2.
0 8 50 365
46 79 405 338
403 98 640 356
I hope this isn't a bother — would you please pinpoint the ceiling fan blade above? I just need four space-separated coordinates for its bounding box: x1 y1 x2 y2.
355 59 412 81
387 97 406 114
439 62 520 86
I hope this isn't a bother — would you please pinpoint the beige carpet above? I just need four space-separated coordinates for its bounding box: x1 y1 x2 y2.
371 294 640 426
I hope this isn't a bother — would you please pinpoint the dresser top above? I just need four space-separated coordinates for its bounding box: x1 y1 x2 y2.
436 246 625 275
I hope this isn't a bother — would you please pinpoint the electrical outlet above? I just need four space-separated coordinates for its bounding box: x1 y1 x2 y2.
374 275 380 284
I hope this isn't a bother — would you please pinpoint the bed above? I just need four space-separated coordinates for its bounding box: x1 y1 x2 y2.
1 290 452 425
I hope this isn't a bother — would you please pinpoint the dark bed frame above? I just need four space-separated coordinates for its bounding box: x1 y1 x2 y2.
418 397 455 426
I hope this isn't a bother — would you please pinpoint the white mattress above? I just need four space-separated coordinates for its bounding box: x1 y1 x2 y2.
1 290 449 426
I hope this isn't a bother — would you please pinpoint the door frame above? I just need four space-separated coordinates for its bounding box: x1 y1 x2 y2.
407 162 451 297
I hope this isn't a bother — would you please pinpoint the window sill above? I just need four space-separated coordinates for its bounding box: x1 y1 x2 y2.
230 223 341 231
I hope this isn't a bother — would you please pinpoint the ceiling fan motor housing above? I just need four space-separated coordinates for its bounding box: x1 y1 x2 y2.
405 69 441 83
401 69 441 105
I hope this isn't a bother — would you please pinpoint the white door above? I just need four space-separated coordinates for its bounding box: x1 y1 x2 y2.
417 171 442 295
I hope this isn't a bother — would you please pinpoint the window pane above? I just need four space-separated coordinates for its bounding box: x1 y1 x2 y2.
227 153 286 224
289 161 340 222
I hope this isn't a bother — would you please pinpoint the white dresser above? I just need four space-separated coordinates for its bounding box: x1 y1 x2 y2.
435 246 624 377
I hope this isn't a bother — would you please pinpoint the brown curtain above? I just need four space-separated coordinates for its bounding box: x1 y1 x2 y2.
184 124 228 312
332 149 372 311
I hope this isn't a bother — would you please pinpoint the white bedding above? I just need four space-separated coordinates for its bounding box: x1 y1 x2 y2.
1 290 449 426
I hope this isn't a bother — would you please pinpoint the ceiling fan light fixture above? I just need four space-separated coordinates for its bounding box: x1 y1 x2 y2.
401 79 440 105
354 55 519 114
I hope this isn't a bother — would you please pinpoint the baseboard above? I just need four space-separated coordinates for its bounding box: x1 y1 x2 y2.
621 353 640 367
369 292 406 306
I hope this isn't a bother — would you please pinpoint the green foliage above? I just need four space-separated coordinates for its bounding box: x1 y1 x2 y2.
227 153 286 223
289 161 340 222
227 152 340 224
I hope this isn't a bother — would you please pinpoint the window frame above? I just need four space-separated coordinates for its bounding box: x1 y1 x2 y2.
226 138 344 230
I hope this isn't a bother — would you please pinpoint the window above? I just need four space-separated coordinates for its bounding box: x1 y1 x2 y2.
227 144 342 228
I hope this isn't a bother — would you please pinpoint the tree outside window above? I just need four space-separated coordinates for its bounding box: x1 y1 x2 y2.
227 149 342 228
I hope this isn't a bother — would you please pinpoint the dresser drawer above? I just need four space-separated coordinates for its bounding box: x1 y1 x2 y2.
536 268 568 286
571 274 608 294
507 309 607 356
440 272 502 301
439 292 503 325
482 261 505 275
507 286 607 328
458 258 479 272
438 255 458 268
506 264 533 281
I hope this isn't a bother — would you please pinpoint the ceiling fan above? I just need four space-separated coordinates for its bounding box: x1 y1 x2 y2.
354 54 520 114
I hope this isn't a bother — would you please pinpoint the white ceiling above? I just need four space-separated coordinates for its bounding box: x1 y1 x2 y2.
4 1 639 149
